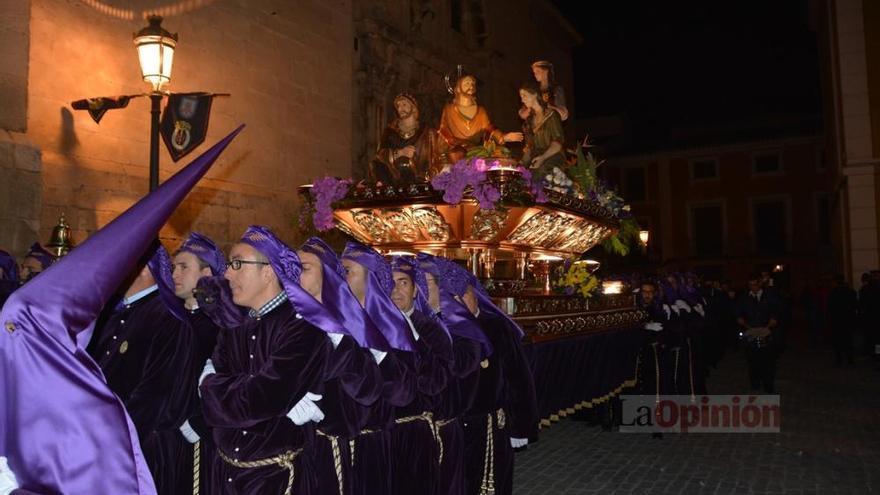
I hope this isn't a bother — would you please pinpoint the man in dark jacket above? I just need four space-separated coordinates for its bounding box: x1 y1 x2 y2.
737 277 780 393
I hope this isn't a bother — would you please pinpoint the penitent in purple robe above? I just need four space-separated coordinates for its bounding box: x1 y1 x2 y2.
390 309 452 495
200 300 331 494
349 348 417 495
176 308 222 495
435 330 483 495
313 335 382 495
462 311 538 495
88 287 200 495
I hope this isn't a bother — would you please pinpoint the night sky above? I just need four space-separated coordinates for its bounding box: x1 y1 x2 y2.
553 2 823 144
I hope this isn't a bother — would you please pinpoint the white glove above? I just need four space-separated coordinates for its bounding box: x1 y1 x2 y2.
644 322 663 332
369 348 387 364
197 359 216 397
694 304 705 317
286 393 325 425
328 333 344 349
663 305 673 317
0 457 19 495
179 420 200 444
675 300 692 313
510 437 528 448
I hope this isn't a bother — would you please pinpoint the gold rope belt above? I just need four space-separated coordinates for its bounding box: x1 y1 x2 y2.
192 441 200 495
218 447 301 495
349 428 380 469
316 430 345 495
435 418 458 428
479 408 505 495
395 411 443 464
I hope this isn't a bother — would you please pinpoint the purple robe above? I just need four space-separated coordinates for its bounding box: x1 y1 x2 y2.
200 301 330 494
435 332 483 495
181 309 222 495
88 290 197 495
390 310 452 495
462 311 538 495
314 336 382 495
350 349 417 495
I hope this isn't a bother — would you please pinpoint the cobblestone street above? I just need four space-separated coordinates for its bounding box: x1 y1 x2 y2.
514 338 880 494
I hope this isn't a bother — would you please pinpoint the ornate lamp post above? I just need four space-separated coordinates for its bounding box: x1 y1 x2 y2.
133 16 177 191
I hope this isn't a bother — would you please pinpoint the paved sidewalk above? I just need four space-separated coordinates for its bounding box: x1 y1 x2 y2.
513 342 880 494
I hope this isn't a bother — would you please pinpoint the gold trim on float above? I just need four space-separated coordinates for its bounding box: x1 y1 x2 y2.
538 355 640 429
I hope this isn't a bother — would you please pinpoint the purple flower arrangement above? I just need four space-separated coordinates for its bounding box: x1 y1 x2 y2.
309 176 352 231
430 159 549 209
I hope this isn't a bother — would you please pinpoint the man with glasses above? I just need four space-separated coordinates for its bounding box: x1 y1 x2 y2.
199 226 338 494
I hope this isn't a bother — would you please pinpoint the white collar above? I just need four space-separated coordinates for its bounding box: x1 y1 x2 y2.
403 306 415 318
402 310 419 340
124 285 158 306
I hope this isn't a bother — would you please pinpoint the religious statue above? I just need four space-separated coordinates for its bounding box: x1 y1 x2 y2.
519 83 565 177
518 60 569 122
437 73 522 163
370 93 437 184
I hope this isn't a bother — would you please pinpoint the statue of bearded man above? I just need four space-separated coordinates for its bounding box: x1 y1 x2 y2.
437 74 522 163
370 93 437 184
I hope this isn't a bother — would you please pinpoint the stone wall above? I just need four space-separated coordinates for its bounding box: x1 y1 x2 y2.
1 0 353 257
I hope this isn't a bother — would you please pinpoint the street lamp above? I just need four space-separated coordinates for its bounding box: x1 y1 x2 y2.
638 230 650 247
134 15 177 191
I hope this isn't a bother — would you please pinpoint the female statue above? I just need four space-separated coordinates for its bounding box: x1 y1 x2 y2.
519 60 569 122
519 83 565 177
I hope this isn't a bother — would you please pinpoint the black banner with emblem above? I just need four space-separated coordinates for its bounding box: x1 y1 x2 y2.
71 95 142 124
160 92 214 162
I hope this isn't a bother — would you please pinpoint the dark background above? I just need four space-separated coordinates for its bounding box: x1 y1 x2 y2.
553 1 823 143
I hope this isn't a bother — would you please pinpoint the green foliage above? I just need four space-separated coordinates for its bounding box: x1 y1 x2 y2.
466 140 511 158
568 144 599 192
602 217 641 256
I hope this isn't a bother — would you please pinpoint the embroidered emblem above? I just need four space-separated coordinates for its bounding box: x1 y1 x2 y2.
120 341 129 354
245 232 269 242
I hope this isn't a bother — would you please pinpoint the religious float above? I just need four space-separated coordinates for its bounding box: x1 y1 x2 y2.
300 65 647 427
